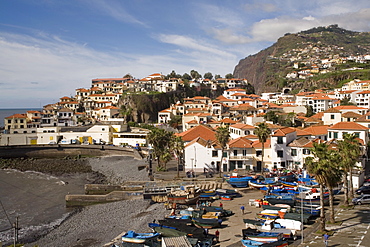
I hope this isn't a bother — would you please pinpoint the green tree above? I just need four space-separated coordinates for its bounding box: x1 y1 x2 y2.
182 73 192 81
305 143 338 230
204 72 213 80
170 135 185 178
190 70 201 79
254 123 271 175
264 111 279 124
305 105 314 117
337 133 361 205
340 97 355 106
215 74 221 79
225 73 233 79
168 115 182 129
147 128 173 170
215 127 230 177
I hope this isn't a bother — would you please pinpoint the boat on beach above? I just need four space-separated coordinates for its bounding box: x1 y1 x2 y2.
242 228 284 243
121 230 160 244
226 175 255 188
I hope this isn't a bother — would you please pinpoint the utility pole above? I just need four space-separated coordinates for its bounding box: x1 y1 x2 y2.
13 216 19 247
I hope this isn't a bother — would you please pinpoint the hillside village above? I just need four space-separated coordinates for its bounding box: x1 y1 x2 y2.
2 72 370 186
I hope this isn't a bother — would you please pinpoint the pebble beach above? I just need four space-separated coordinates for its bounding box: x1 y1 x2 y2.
26 155 168 247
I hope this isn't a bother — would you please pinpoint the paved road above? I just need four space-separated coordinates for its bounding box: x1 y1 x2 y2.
298 203 370 247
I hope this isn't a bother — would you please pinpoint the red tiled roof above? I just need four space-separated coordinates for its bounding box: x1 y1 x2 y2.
176 125 216 142
328 122 369 130
272 127 296 137
228 137 254 148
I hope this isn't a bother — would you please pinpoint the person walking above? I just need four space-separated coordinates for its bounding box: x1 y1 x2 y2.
323 233 329 247
219 202 223 208
240 205 245 214
215 229 220 243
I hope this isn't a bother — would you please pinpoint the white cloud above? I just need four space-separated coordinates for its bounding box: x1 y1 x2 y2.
84 0 148 27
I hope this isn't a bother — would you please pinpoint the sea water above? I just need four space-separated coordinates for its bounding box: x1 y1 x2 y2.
0 108 41 128
0 169 86 245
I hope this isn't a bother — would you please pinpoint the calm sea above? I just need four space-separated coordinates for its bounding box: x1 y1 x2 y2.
0 108 41 128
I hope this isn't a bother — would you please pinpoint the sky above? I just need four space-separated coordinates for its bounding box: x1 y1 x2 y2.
0 0 370 108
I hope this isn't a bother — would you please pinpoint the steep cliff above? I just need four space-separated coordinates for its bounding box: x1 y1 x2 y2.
118 93 174 123
233 25 370 93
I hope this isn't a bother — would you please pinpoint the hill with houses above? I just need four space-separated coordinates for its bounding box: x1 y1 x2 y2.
234 24 370 94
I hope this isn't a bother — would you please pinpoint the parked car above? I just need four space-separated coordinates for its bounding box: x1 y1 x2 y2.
363 182 370 187
352 194 370 205
355 186 370 195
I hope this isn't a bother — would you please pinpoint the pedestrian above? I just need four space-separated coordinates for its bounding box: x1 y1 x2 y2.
323 233 329 247
240 205 245 214
203 228 209 237
219 202 223 208
215 229 220 243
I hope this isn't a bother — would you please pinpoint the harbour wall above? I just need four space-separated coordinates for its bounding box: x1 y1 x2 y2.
0 145 141 159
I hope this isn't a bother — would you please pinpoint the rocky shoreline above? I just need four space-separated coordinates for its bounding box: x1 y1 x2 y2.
2 155 167 247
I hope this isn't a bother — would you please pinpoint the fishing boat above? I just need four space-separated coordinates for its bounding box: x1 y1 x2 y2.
241 239 288 247
256 210 281 220
262 204 291 212
265 197 295 207
220 195 233 201
192 217 220 229
274 218 303 231
293 205 321 216
167 185 200 205
278 211 311 224
242 228 284 243
249 180 279 189
121 230 160 244
227 175 255 188
199 190 219 200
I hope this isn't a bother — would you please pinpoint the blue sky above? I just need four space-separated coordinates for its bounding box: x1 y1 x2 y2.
0 0 369 108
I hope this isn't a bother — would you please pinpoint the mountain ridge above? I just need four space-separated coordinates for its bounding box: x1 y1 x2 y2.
233 24 370 93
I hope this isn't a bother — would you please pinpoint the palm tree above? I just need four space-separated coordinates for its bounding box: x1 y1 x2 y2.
147 128 173 171
305 142 334 231
215 126 230 177
337 133 361 205
254 122 271 175
170 135 185 178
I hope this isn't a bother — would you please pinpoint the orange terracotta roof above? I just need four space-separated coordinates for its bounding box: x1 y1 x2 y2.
329 122 369 130
230 123 255 130
252 139 271 148
303 125 329 135
334 105 367 110
5 113 27 119
220 118 237 124
272 127 296 137
177 125 216 142
228 137 254 148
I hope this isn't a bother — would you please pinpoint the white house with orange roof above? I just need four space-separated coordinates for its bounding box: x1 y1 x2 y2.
328 122 369 144
182 113 218 131
60 101 80 111
95 106 120 121
322 108 342 125
227 137 255 171
287 137 315 169
158 108 173 124
333 90 359 104
229 123 255 139
252 139 272 171
333 105 367 115
355 90 370 108
302 125 329 140
75 88 90 100
270 127 297 170
223 88 246 99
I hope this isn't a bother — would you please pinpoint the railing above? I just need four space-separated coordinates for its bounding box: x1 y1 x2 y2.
228 155 253 160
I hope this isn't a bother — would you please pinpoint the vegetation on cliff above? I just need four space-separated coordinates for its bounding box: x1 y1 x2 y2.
233 25 370 93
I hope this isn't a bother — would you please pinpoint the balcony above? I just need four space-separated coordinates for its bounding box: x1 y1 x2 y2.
228 155 254 160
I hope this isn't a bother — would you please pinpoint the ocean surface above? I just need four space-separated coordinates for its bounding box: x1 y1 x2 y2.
0 169 86 245
0 108 41 128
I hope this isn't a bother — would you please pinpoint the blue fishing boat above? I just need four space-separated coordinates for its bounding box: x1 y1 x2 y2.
241 239 289 247
242 229 283 243
227 175 254 188
121 231 160 244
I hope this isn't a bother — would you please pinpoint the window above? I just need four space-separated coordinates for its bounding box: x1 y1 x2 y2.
7 120 11 123
330 114 335 119
256 150 262 157
20 125 24 128
333 132 338 138
233 150 237 156
277 150 284 158
303 149 311 155
242 150 247 156
354 132 360 138
212 151 218 157
329 132 332 138
222 152 227 157
277 137 284 144
291 149 297 156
